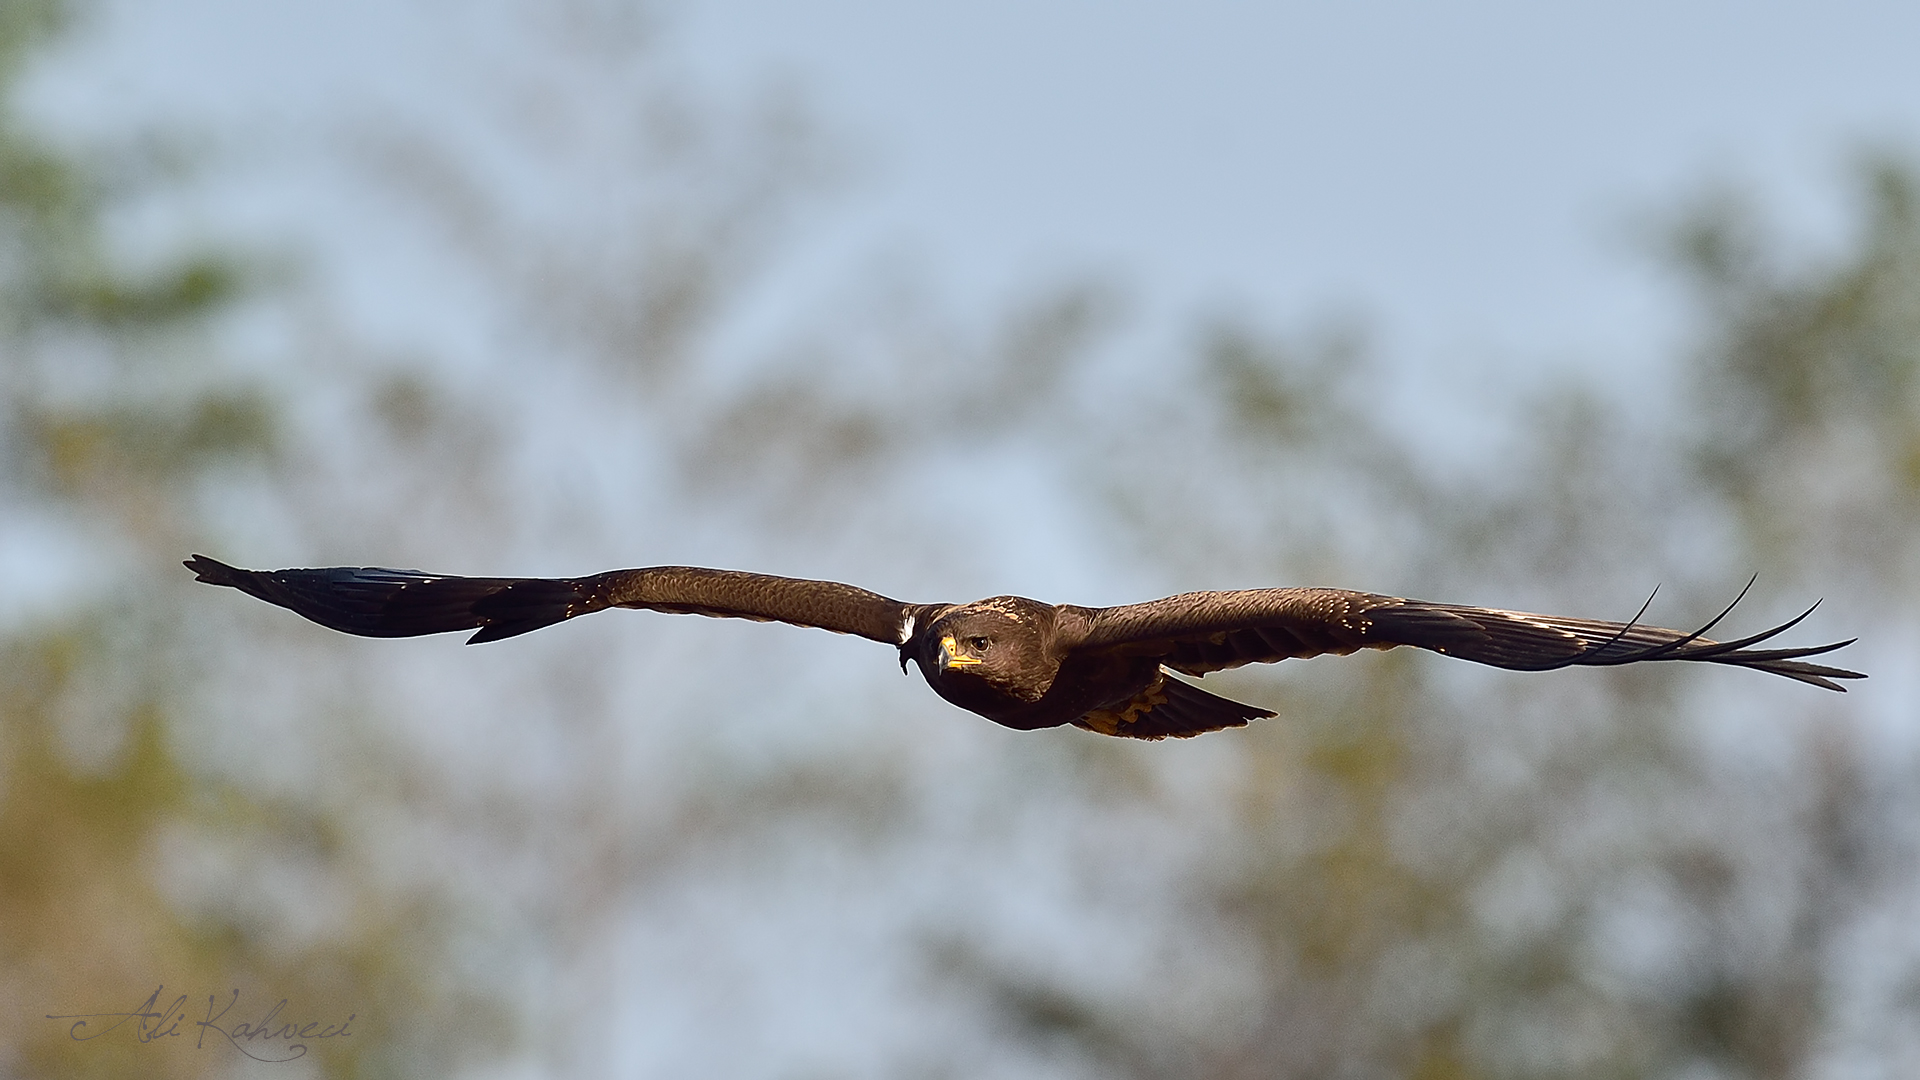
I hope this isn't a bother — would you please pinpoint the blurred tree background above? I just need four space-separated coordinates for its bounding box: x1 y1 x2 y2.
2 1 1916 1078
0 0 507 1075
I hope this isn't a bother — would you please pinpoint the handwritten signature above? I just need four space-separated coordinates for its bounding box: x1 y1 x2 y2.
46 986 354 1063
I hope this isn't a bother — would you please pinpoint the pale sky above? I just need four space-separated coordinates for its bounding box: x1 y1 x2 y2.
29 0 1920 385
670 0 1920 366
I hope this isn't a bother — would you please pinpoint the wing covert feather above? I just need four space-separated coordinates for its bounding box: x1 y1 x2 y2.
1080 588 1391 670
597 566 913 643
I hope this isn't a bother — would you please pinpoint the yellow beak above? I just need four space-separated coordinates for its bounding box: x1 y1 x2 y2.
938 634 982 669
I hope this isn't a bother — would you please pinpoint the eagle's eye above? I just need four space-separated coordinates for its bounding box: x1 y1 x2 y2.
967 635 991 652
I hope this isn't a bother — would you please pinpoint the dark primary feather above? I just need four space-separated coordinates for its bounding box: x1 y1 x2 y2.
184 556 533 638
1077 586 1863 692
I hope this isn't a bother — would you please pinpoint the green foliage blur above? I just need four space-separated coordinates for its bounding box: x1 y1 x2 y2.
0 4 499 1076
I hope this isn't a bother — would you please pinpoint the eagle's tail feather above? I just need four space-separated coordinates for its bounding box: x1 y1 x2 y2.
1075 673 1275 740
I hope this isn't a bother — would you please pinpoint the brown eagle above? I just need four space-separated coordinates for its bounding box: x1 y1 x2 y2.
185 555 1862 740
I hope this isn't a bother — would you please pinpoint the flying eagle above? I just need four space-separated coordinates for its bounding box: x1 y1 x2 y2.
184 555 1862 740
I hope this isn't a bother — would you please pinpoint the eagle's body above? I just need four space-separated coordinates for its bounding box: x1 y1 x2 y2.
185 556 1863 740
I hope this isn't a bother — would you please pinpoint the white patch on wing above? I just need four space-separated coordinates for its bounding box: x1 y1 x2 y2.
898 613 915 645
1492 610 1587 642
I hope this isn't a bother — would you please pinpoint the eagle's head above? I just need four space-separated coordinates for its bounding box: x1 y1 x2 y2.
907 596 1060 712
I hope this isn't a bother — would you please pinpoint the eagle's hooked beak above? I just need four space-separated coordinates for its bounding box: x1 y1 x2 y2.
937 634 982 672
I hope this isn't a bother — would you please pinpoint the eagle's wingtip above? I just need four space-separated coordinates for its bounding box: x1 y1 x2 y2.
184 553 230 584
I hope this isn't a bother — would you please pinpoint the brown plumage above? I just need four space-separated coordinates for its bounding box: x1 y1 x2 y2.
185 555 1864 740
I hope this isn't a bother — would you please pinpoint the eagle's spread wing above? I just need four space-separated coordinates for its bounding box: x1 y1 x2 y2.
1076 585 1864 692
184 555 917 645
